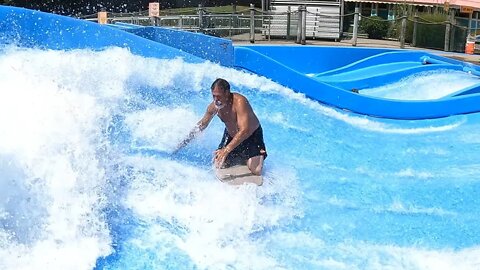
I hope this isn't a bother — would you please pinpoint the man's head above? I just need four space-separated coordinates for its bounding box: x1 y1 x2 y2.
211 78 231 110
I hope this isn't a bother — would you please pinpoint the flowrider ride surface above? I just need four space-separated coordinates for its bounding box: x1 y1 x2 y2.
215 165 263 186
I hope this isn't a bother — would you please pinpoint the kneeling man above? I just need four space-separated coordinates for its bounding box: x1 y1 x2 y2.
176 78 267 185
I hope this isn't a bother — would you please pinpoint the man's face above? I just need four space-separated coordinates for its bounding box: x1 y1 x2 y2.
212 86 229 109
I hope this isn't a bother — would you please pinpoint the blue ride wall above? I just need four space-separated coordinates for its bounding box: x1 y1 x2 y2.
0 6 202 62
128 27 234 66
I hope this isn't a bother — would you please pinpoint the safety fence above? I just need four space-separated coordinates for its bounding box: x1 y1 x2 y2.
82 5 480 53
82 5 329 44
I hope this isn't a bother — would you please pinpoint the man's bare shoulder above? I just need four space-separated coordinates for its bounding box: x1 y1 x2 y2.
232 92 250 105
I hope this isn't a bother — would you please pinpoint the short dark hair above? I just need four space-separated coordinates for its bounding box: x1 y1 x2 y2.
211 78 230 92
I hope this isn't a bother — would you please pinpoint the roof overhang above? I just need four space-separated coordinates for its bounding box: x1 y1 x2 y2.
344 0 433 7
344 0 480 10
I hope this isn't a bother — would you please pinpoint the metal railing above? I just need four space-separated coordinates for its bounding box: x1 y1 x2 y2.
84 5 480 52
85 4 312 44
349 7 480 52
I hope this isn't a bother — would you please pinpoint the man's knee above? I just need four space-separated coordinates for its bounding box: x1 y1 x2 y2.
247 156 264 175
250 166 262 176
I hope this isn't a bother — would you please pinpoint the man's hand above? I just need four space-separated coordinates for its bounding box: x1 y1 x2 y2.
213 147 231 168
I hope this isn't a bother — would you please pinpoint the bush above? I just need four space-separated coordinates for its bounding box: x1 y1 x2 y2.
360 16 389 39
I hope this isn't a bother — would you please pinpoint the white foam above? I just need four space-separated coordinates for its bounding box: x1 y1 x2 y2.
394 168 434 179
0 47 124 269
363 70 480 100
124 106 198 151
375 199 457 217
265 112 310 132
404 147 449 156
442 164 480 179
304 102 465 134
124 156 301 269
266 231 480 270
348 243 480 270
327 195 357 208
458 128 480 144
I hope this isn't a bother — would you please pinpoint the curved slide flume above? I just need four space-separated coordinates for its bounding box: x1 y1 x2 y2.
313 51 468 89
315 62 465 90
234 45 480 119
315 50 461 77
442 81 480 98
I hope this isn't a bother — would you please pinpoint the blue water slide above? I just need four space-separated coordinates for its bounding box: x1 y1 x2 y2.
442 82 480 98
313 51 466 89
316 63 464 90
315 51 458 76
234 45 480 119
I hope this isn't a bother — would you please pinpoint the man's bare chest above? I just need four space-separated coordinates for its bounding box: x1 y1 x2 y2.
218 110 237 124
218 111 237 129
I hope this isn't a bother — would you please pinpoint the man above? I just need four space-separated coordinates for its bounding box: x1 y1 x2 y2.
176 78 267 176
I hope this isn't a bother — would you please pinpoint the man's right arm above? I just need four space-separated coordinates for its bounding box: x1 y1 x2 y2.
174 103 216 152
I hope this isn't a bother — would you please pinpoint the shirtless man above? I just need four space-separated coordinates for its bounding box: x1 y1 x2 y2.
176 78 267 176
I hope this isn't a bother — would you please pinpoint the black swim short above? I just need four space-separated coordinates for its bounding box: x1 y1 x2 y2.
218 126 267 167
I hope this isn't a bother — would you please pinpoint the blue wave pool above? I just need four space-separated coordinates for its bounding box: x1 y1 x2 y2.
0 6 480 270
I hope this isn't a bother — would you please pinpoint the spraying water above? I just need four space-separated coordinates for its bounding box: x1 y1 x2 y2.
0 46 479 270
